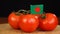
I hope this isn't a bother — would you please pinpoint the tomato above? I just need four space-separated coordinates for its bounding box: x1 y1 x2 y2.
33 14 40 19
8 12 23 29
39 13 58 31
18 14 39 32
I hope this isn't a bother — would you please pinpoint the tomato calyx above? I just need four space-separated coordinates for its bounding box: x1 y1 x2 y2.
40 12 46 19
41 14 46 19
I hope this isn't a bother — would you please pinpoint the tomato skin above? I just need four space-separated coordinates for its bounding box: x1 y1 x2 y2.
19 14 39 32
8 12 20 29
34 14 40 19
39 13 58 31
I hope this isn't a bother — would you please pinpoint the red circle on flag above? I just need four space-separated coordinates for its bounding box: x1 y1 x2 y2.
35 7 40 12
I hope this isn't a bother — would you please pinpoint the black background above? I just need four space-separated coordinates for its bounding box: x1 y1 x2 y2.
0 0 60 17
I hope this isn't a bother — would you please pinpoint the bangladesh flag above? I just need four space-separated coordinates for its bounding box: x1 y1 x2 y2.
30 4 44 14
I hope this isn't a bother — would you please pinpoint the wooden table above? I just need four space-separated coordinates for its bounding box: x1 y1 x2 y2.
0 23 60 34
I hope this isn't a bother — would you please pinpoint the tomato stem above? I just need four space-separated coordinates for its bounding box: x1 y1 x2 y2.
26 10 30 14
13 9 30 15
17 9 26 13
17 9 30 15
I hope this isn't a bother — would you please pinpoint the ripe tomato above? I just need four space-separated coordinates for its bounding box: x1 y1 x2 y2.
33 14 40 19
18 14 39 32
8 12 23 29
39 13 58 31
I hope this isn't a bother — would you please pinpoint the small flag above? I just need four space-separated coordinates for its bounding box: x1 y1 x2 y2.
30 4 44 14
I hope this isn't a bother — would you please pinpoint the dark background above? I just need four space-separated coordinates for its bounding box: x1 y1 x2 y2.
0 0 60 17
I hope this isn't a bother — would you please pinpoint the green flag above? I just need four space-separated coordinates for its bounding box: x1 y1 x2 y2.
30 4 44 14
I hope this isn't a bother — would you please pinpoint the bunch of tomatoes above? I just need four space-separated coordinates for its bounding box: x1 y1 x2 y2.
8 10 58 32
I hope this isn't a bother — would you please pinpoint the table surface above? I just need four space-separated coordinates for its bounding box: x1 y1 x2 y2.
0 23 60 34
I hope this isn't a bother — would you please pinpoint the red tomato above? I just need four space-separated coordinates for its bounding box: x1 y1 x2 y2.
34 14 40 19
8 12 22 29
39 13 58 31
18 14 39 32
